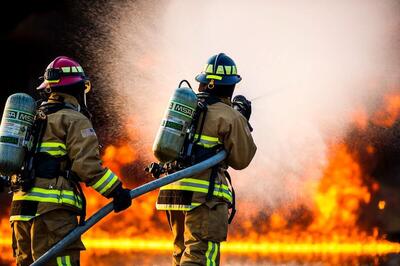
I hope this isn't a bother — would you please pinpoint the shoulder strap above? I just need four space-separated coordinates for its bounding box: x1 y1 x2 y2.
224 170 236 224
192 94 222 144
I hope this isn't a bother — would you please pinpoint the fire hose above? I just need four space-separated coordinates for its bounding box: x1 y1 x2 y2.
30 150 227 266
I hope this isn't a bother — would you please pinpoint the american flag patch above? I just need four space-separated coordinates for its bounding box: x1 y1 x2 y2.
81 128 96 138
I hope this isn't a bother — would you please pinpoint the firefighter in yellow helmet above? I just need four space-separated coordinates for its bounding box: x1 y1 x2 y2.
10 56 132 266
156 53 257 265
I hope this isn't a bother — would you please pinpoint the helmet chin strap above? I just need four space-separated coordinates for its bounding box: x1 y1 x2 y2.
83 92 87 109
207 79 215 90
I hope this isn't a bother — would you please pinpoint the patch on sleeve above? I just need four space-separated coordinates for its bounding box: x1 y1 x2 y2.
81 128 97 138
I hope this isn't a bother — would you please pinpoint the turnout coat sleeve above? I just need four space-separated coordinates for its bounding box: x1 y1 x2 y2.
65 115 121 197
220 111 257 170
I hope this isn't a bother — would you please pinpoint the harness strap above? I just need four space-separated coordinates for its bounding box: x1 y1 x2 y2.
62 170 86 225
206 166 218 201
18 109 48 192
224 171 236 224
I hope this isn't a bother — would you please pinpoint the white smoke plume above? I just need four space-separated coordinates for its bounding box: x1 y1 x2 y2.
89 0 400 212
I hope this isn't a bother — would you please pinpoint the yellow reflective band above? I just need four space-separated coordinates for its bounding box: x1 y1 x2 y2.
46 79 60 84
212 243 219 264
160 180 232 202
92 169 112 190
205 64 214 73
193 134 222 148
92 169 119 195
40 142 67 149
13 194 57 203
181 178 209 186
71 66 78 73
61 67 71 73
161 184 208 193
194 134 221 143
9 215 35 222
99 174 118 195
206 242 211 266
13 187 82 209
62 196 80 207
225 66 232 75
162 178 231 191
216 65 225 75
206 241 217 266
155 202 201 211
214 191 232 202
232 65 237 75
206 75 222 80
76 66 83 73
62 190 74 196
24 187 62 195
56 256 72 266
66 256 72 266
161 178 229 190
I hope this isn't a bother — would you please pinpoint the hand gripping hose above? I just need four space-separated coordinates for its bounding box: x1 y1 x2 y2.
31 150 227 266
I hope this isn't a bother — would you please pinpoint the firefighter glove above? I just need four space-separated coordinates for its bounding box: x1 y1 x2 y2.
109 183 132 213
232 95 252 120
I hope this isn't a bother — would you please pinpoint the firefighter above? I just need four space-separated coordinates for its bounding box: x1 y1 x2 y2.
9 56 132 266
156 53 257 265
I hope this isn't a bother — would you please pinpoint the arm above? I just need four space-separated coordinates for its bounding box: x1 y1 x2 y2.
220 114 257 170
65 116 131 212
66 117 120 197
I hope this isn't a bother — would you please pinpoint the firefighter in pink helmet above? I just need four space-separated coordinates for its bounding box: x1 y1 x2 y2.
10 56 132 266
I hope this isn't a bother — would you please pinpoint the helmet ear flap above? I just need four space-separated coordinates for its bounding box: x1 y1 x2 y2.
84 80 91 93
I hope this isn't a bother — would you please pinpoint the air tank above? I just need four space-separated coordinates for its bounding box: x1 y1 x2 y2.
0 93 36 175
152 81 198 163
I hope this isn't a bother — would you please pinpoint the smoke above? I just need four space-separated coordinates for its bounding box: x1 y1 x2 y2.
90 0 400 211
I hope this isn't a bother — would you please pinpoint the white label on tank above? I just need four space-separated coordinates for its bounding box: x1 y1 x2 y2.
0 119 30 148
161 116 187 136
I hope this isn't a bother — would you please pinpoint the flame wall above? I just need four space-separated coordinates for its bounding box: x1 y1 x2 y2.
1 1 400 265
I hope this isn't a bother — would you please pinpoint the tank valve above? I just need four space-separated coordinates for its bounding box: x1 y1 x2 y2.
145 162 165 179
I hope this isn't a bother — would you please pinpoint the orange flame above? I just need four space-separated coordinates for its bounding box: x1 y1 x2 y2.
2 93 400 264
372 93 400 127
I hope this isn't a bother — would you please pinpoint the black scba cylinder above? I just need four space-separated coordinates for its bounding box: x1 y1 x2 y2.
0 93 36 175
152 83 198 163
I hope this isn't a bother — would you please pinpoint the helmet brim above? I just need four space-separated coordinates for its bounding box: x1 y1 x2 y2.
195 73 242 85
37 76 85 90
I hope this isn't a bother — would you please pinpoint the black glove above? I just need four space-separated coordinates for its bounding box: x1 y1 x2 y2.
232 95 252 120
109 183 132 213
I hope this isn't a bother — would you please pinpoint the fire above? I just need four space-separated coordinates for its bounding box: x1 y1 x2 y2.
378 200 386 210
308 143 370 235
1 93 400 264
372 93 400 127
